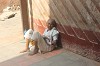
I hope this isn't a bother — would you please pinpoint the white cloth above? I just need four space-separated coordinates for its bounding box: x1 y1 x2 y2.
24 28 59 52
24 29 33 39
43 27 59 45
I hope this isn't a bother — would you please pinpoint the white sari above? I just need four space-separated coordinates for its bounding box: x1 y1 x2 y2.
24 27 59 52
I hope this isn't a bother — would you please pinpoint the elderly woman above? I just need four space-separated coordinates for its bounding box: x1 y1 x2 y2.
20 19 59 55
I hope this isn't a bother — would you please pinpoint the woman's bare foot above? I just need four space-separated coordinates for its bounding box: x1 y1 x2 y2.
20 49 29 53
39 50 47 54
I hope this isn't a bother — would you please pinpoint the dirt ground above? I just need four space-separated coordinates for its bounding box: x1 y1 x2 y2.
0 10 25 62
0 0 20 13
0 10 23 45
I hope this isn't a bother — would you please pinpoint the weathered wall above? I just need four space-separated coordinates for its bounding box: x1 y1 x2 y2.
20 0 29 34
29 0 100 62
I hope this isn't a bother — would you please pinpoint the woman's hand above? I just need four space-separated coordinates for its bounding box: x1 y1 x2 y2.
43 35 49 39
51 40 56 45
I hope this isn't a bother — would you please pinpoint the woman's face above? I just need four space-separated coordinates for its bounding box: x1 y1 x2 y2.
47 21 53 30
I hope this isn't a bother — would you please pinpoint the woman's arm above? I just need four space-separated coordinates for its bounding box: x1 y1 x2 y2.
51 33 59 45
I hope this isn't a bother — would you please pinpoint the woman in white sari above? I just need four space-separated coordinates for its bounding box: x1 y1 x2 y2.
20 19 59 55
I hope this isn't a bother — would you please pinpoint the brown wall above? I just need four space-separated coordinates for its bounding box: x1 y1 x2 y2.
28 0 100 62
20 0 29 34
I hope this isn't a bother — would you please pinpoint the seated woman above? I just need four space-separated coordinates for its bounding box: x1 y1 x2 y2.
20 19 59 55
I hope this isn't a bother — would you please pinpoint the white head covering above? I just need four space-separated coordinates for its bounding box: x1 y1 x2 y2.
24 29 33 39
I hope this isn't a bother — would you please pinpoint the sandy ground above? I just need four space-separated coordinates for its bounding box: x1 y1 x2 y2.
0 10 23 46
0 10 25 62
